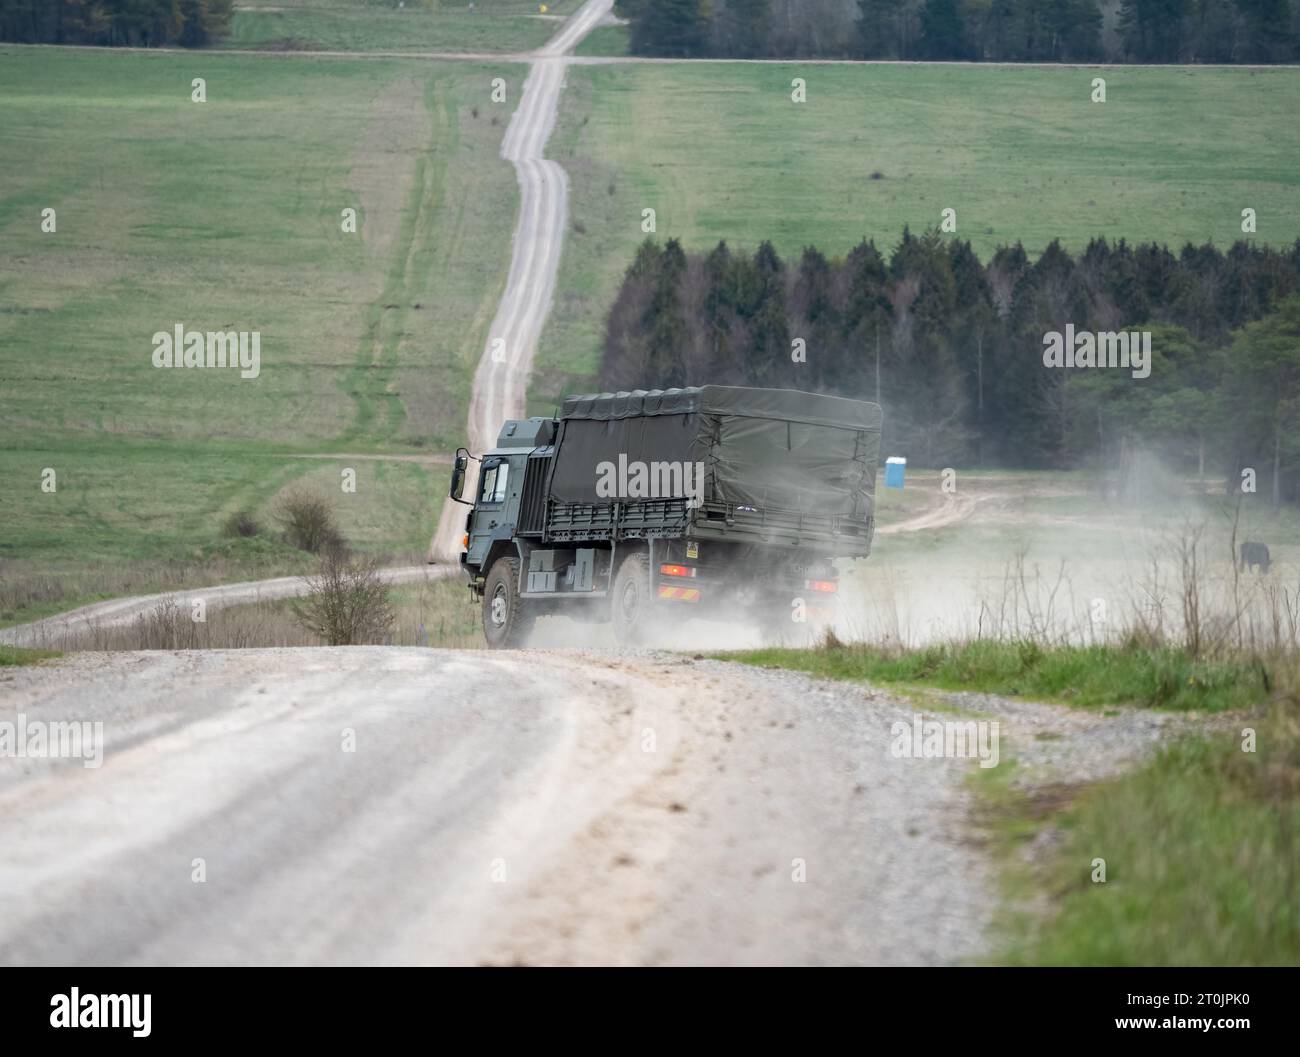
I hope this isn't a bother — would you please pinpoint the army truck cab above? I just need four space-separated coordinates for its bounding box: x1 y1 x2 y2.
448 386 882 648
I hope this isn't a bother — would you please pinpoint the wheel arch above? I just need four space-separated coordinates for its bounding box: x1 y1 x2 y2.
481 538 536 592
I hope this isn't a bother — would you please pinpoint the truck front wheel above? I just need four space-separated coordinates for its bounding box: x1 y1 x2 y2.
610 551 653 646
482 557 535 649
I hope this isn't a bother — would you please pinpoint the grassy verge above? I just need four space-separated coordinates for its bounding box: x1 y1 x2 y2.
0 645 62 666
0 545 319 631
728 639 1269 712
14 570 479 651
982 704 1300 965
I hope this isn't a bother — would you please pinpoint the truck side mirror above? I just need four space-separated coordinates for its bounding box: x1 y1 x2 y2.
449 453 468 501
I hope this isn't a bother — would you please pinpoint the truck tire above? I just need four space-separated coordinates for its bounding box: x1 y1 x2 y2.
755 605 792 645
756 598 817 646
610 551 653 646
482 556 535 649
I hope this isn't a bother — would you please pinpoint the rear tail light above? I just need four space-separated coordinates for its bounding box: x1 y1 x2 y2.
660 563 696 578
805 579 838 593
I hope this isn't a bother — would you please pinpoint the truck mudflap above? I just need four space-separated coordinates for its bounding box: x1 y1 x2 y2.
655 559 701 603
657 584 701 602
653 554 838 615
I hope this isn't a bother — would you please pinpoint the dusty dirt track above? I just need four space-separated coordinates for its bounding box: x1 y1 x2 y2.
0 647 1198 966
428 0 614 562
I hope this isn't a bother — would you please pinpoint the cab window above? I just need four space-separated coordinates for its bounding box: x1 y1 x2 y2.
479 460 509 504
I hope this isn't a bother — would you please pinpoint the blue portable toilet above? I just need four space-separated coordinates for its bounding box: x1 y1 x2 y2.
884 456 906 489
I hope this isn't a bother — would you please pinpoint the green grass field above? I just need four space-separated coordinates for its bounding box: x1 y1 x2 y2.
572 23 629 57
225 0 581 54
0 47 519 621
533 61 1300 408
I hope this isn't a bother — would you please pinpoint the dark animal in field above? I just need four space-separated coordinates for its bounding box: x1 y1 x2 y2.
1239 541 1272 573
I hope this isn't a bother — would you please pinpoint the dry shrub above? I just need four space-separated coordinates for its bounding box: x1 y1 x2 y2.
291 550 394 646
222 509 263 538
129 599 196 650
274 489 343 554
820 625 846 650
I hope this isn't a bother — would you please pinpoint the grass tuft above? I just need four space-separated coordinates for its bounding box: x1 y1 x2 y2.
0 645 61 667
727 639 1268 712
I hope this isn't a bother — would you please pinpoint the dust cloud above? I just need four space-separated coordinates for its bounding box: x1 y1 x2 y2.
528 458 1295 652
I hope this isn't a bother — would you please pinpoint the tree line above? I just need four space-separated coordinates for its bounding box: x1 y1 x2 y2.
618 0 1300 64
0 0 233 47
599 231 1300 500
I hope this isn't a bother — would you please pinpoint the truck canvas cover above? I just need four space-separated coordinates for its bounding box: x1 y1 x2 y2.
549 386 882 518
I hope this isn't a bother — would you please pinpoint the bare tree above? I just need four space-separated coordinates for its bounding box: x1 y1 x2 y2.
292 551 395 646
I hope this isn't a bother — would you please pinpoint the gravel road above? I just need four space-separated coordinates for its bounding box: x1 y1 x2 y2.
0 647 1204 966
428 0 613 562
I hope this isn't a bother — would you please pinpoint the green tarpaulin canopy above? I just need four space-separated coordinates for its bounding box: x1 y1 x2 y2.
551 386 881 517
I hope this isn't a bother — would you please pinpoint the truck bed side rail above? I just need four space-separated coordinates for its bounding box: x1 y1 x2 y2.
544 496 872 552
546 498 691 541
693 500 872 550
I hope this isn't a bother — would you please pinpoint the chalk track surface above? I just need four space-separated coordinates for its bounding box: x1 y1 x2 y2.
0 647 1197 966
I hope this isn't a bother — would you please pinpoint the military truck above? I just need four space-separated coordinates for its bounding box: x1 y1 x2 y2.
447 386 882 648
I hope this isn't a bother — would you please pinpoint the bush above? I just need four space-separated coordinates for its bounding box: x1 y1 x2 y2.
222 509 263 539
274 489 343 554
291 550 394 646
129 599 198 650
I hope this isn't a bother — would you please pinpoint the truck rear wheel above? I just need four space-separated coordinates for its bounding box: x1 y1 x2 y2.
755 601 793 646
756 597 820 646
482 556 535 649
610 551 653 646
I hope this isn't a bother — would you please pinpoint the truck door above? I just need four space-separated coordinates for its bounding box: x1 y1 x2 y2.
466 456 519 569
